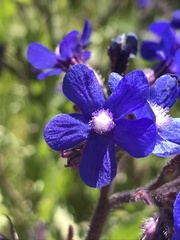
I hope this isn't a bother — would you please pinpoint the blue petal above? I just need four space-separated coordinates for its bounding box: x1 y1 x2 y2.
150 74 178 108
149 21 170 37
105 70 150 119
173 192 180 234
44 113 90 151
159 27 176 60
79 19 92 47
171 10 180 29
37 69 63 80
112 118 156 158
170 49 180 76
79 132 116 188
159 118 180 144
62 64 105 119
108 72 123 92
59 30 79 61
152 134 180 157
134 102 156 121
27 43 59 69
75 46 90 62
83 50 91 61
140 41 160 61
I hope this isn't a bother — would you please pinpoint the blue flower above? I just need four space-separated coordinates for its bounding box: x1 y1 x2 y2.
140 11 180 78
27 19 92 80
135 74 180 156
172 192 180 240
44 64 156 188
109 72 180 157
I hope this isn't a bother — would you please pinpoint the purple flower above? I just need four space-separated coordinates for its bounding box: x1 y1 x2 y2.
172 192 180 240
136 74 180 157
140 10 180 79
27 19 92 80
109 72 180 157
44 64 156 188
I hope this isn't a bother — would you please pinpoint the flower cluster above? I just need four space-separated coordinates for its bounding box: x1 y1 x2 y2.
27 14 180 189
26 10 180 240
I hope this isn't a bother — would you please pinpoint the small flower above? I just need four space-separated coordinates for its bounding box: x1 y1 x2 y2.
140 11 180 80
109 72 180 157
44 64 156 188
27 19 92 80
136 74 180 157
172 191 180 240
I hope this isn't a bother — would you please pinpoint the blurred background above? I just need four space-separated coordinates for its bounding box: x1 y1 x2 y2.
1 0 180 239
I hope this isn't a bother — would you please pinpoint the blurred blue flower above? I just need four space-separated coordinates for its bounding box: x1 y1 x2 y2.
136 0 151 8
44 64 156 188
172 192 180 240
27 19 92 80
109 72 180 157
140 10 180 78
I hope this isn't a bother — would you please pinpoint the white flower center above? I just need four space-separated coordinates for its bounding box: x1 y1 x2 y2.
150 103 172 129
89 109 115 134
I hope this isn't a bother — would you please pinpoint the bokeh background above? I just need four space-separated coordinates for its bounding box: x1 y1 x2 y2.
1 0 180 239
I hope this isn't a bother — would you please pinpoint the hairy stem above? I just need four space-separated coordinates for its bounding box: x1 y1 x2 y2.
85 185 111 240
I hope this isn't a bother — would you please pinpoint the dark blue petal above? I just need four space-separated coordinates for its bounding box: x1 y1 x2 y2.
173 192 180 238
149 21 170 37
140 41 160 61
27 43 59 69
170 49 180 76
159 27 176 60
37 69 63 80
171 10 180 29
63 64 105 119
150 74 178 108
79 132 116 188
79 19 92 48
134 102 156 122
83 50 91 61
44 113 90 151
152 134 180 157
112 118 156 157
75 46 91 62
108 72 123 92
59 30 79 61
105 70 150 119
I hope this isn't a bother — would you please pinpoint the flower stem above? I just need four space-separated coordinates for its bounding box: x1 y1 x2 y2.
85 185 111 240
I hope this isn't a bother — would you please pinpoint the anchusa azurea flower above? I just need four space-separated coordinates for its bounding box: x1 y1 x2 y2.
140 10 180 82
135 74 180 157
44 64 156 188
109 71 180 157
27 19 92 80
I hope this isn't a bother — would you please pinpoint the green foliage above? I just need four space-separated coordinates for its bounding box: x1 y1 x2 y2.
0 0 179 239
